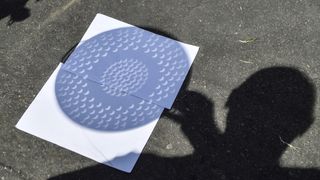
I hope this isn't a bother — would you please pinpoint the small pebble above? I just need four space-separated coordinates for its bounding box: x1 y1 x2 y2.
166 143 173 150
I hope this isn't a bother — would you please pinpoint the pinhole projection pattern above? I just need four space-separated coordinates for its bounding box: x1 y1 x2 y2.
55 27 190 131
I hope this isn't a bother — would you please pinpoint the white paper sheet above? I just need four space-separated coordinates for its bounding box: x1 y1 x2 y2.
16 13 199 172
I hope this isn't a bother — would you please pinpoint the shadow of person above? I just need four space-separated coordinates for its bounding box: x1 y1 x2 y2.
0 0 31 25
49 65 319 178
218 67 318 179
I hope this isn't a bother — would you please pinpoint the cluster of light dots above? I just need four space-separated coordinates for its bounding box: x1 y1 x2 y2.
101 58 148 96
56 27 188 131
56 72 162 130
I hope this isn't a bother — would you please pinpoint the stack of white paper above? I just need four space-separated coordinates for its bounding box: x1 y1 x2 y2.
16 13 199 172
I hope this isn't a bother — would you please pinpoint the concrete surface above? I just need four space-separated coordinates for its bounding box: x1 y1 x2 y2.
1 0 320 179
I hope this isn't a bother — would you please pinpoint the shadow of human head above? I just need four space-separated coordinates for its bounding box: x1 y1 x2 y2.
223 67 315 173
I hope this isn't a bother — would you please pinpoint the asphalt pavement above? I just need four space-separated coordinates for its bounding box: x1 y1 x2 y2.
0 0 320 179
